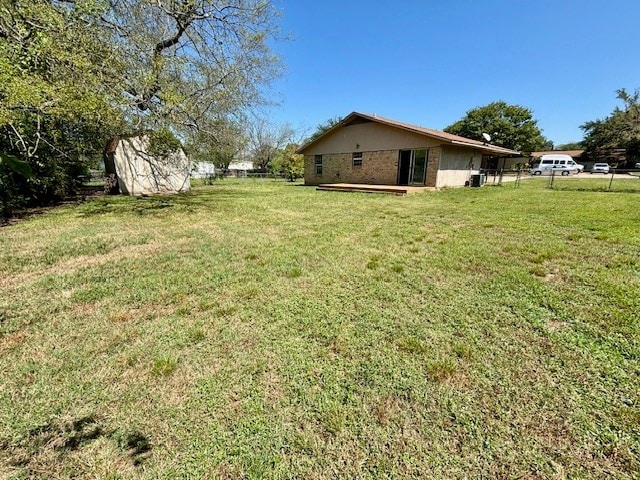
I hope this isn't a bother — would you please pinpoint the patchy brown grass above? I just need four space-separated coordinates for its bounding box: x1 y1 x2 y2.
0 180 638 479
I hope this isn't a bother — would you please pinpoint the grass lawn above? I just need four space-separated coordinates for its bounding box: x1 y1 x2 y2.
1 179 638 479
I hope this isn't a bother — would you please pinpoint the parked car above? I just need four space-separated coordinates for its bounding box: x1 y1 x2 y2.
530 154 582 175
591 163 610 174
530 164 576 176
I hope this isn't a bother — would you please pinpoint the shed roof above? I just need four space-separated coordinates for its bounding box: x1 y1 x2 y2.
104 136 122 154
104 133 187 156
297 112 520 156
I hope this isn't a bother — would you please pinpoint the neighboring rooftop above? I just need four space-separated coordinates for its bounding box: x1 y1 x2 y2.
531 150 585 158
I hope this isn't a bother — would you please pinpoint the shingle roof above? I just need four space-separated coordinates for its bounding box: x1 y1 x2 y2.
297 112 520 156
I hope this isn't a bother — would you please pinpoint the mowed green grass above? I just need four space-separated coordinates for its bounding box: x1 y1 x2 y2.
0 179 638 479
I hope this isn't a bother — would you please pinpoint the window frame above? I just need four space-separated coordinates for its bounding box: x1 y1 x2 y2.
314 155 323 175
352 151 363 167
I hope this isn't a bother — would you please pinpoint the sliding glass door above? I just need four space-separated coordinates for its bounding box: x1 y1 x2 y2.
398 149 428 186
410 149 427 185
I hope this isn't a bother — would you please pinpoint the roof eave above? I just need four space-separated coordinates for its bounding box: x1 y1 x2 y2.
450 140 520 156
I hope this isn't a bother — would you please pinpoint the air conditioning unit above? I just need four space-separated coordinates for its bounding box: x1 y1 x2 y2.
470 174 486 187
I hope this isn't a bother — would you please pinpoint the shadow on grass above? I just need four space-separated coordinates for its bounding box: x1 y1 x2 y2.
76 187 263 217
5 415 106 469
29 415 104 453
4 414 152 471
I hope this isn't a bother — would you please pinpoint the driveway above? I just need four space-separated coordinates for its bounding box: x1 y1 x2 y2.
572 172 638 180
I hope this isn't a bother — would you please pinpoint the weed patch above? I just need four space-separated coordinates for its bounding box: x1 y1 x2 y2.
151 355 178 377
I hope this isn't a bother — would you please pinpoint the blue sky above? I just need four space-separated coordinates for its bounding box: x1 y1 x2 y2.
267 0 640 145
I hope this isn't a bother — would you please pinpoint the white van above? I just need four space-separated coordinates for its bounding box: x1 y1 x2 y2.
530 154 584 176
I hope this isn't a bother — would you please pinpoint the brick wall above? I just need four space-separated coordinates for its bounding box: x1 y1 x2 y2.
305 150 399 185
304 147 451 187
426 146 441 187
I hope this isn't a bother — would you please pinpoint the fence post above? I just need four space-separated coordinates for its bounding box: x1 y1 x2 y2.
548 169 556 189
607 167 615 191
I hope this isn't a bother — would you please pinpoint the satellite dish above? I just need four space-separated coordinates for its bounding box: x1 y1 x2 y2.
482 133 491 142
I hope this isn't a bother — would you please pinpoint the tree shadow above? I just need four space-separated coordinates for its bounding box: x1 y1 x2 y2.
115 430 152 466
75 184 278 217
4 414 153 472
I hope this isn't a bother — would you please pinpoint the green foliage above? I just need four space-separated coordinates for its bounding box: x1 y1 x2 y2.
0 0 124 216
581 88 640 165
0 168 26 218
444 101 551 153
0 111 111 217
0 0 281 217
248 119 295 170
0 154 32 178
148 128 182 160
555 141 584 151
269 143 303 181
185 118 247 174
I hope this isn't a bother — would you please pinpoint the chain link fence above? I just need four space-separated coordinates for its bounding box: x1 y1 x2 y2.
480 168 526 188
544 168 640 192
479 167 640 192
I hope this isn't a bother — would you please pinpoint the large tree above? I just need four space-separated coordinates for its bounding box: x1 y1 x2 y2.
444 101 552 153
185 117 247 176
0 0 282 215
581 88 640 165
0 1 126 159
0 0 126 216
247 117 295 170
97 0 281 133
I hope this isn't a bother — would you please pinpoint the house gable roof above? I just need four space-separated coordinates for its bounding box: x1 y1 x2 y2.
297 112 520 156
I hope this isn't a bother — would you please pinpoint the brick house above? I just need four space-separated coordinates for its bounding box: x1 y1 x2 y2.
297 112 519 188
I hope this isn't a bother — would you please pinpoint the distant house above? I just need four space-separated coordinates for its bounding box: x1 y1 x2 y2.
104 135 190 195
227 160 254 177
192 161 216 179
296 112 519 188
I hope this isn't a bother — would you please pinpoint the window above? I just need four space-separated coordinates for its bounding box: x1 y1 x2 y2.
352 152 363 167
314 155 323 175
